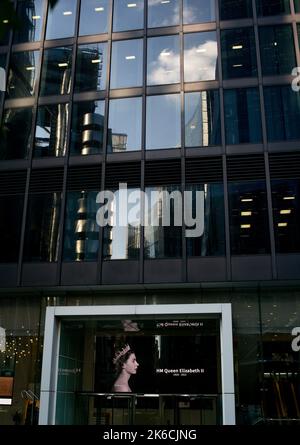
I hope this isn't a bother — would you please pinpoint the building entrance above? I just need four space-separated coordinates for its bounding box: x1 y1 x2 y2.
75 393 220 425
39 304 235 425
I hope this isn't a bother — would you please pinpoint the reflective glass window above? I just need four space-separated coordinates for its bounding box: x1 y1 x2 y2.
183 0 215 24
79 0 109 36
259 25 296 76
147 35 180 85
186 184 225 256
295 0 300 12
185 91 221 148
219 0 253 20
107 97 142 152
146 94 181 150
113 0 144 32
260 291 300 422
70 100 105 155
264 85 300 142
103 188 141 260
75 43 107 92
63 191 99 261
23 193 62 262
271 179 300 253
148 0 180 28
14 0 45 43
144 186 182 258
110 39 143 89
228 181 270 254
0 107 33 159
40 46 73 96
224 88 262 144
256 0 290 16
0 195 24 262
45 0 77 40
34 103 69 157
221 27 257 79
7 50 40 98
184 32 218 82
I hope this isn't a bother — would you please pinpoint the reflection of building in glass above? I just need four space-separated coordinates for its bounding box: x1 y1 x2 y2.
185 92 220 147
73 192 98 261
111 133 128 152
77 47 104 91
81 113 105 155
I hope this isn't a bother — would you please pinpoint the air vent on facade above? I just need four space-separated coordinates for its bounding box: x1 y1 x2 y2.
185 157 223 184
145 160 181 186
269 153 300 179
29 168 64 193
0 170 27 196
105 162 141 189
227 155 265 181
67 166 102 191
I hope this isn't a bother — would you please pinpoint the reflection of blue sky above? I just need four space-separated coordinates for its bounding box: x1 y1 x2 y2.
184 32 218 82
147 35 180 85
110 39 143 89
79 0 109 35
146 94 181 150
148 0 180 28
46 0 77 40
108 97 142 151
113 0 144 32
183 0 215 24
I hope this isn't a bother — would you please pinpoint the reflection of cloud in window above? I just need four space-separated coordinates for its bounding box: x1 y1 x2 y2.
185 40 218 82
148 50 180 85
148 1 180 27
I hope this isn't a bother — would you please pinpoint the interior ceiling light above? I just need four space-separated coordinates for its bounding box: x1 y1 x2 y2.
280 209 292 214
241 224 251 229
278 222 288 227
241 211 252 216
241 198 253 202
283 196 295 200
126 55 136 60
95 7 104 12
58 63 68 67
63 11 72 16
127 3 137 7
232 45 243 50
32 16 41 20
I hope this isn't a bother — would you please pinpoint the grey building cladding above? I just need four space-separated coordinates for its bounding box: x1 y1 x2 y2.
0 0 299 426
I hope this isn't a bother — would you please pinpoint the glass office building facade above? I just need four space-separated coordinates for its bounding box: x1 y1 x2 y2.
0 0 300 425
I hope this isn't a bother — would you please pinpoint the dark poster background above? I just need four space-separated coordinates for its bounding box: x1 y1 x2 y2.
94 319 220 394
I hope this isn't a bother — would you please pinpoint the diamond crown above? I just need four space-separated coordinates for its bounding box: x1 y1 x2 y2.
113 344 130 364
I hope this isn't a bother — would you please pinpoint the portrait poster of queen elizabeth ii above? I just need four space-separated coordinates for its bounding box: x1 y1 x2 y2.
94 318 219 394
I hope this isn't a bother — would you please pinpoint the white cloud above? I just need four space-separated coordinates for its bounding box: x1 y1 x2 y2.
184 40 218 82
148 49 180 84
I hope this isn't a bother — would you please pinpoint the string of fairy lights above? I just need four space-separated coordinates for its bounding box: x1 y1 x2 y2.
0 332 40 365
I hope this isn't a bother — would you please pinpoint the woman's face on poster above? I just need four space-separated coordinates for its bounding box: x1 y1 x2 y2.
123 353 139 375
